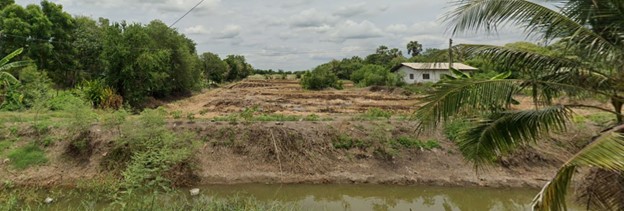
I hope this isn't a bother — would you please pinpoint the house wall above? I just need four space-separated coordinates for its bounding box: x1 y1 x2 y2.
397 66 450 84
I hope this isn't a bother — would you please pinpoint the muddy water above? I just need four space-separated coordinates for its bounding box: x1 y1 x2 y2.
199 184 579 211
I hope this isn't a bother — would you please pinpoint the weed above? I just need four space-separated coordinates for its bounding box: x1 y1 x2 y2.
199 109 209 115
187 112 196 121
254 114 299 122
170 110 183 119
391 137 442 151
240 106 258 121
7 144 48 169
585 112 614 127
303 114 320 121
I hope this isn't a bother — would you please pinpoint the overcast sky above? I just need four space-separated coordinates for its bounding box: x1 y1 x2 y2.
15 0 533 70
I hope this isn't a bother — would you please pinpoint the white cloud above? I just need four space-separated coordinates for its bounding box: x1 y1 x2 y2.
213 25 241 39
386 24 409 34
333 3 369 18
184 25 210 35
326 20 385 42
289 8 338 28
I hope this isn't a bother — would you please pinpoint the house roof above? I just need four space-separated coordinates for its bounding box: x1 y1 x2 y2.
394 63 478 71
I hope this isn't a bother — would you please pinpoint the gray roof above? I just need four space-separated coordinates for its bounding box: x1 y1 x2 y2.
399 63 478 71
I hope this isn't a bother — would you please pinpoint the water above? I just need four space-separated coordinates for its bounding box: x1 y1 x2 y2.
198 184 553 211
23 184 583 211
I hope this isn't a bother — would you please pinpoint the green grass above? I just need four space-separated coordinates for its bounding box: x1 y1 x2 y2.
7 144 48 169
391 137 441 150
585 112 614 126
443 119 471 142
0 141 12 156
332 134 371 150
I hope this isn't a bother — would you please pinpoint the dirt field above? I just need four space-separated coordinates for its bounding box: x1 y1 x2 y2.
164 79 420 119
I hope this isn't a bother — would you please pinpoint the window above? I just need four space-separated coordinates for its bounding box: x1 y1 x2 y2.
423 73 431 80
409 74 414 80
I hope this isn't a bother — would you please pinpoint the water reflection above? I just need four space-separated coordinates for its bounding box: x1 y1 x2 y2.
201 184 551 211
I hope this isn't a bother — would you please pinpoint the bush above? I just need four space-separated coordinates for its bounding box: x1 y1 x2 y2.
392 137 441 150
46 91 89 111
443 119 471 142
354 108 393 120
1 66 52 111
351 64 402 87
77 79 123 110
300 66 343 90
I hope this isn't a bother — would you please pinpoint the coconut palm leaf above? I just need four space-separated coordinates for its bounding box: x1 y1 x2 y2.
532 125 624 211
576 169 624 211
458 106 572 167
446 0 621 63
415 79 519 129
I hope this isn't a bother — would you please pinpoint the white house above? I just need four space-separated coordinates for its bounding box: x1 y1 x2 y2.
392 63 478 84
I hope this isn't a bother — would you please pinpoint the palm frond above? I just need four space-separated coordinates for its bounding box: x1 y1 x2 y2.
0 48 23 66
456 44 583 73
576 169 624 211
533 126 624 211
445 0 621 64
415 79 519 129
458 106 571 167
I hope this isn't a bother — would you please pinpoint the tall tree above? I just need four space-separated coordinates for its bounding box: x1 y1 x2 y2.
0 0 14 10
416 0 624 210
199 52 228 83
407 41 423 57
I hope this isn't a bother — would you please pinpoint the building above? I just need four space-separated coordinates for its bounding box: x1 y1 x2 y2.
392 63 478 84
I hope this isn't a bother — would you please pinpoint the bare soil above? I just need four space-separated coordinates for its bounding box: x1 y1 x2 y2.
163 79 420 119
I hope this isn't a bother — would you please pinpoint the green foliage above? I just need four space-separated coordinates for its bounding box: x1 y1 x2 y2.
1 66 51 111
350 64 401 87
392 137 441 150
443 119 471 142
7 144 47 169
403 82 435 95
407 41 423 57
104 109 198 190
300 66 343 90
76 79 123 109
584 112 614 127
364 46 405 68
332 134 370 150
46 91 88 111
170 110 183 119
200 52 228 83
224 55 253 82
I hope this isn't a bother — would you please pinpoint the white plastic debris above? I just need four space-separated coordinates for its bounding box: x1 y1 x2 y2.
190 188 200 196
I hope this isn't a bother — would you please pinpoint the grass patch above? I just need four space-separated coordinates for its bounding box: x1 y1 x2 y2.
353 108 393 121
332 134 371 150
585 112 614 127
391 137 441 151
7 144 48 169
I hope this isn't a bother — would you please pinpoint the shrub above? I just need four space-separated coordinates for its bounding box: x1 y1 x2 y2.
392 137 441 150
1 66 51 111
46 91 89 111
77 79 123 110
351 64 402 87
8 144 48 169
300 66 343 90
443 119 471 142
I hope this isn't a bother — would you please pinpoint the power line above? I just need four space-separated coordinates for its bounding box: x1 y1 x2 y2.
169 0 205 28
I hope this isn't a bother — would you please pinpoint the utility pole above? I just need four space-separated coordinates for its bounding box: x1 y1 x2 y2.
449 38 454 69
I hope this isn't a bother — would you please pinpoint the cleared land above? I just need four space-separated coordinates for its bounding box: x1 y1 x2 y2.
164 79 420 119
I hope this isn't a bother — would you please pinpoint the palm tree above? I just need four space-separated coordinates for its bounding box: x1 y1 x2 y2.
407 41 423 57
415 1 624 210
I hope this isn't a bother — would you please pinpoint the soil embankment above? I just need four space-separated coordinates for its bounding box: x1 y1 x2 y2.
1 120 573 189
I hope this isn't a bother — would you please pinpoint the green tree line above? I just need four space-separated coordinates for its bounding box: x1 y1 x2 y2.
0 0 252 109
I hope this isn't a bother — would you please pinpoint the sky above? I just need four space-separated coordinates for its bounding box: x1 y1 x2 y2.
15 0 534 71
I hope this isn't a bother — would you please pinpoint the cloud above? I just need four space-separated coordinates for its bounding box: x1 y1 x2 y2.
63 0 221 15
386 24 409 34
213 25 241 39
333 3 369 18
289 8 338 28
326 20 384 42
184 25 210 35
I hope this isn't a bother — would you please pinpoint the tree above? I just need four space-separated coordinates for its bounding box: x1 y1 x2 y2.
0 0 14 10
407 41 423 57
300 66 342 90
224 55 252 82
199 52 228 83
365 45 405 67
350 64 401 87
416 1 624 210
